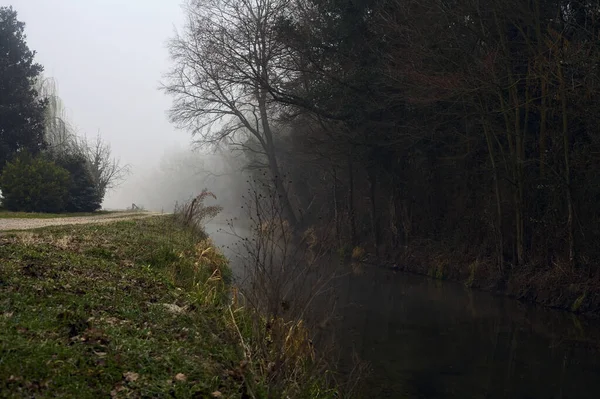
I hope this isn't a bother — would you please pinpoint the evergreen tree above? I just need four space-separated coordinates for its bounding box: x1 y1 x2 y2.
0 6 47 171
0 152 69 213
54 152 102 212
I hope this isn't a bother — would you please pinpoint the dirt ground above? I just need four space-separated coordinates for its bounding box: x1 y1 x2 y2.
0 212 163 231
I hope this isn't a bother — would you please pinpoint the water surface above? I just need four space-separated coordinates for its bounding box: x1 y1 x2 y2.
334 267 600 398
206 223 600 398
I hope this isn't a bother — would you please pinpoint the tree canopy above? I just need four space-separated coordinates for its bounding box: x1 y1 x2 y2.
0 8 129 212
0 152 70 213
166 0 600 280
0 6 46 170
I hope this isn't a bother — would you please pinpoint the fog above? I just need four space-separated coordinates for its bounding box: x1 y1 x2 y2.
110 145 250 219
10 0 240 212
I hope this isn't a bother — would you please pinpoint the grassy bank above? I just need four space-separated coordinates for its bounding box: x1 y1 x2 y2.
0 217 335 398
390 240 600 317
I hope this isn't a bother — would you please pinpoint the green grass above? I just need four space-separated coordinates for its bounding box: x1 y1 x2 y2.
0 217 250 398
0 210 120 219
0 217 337 398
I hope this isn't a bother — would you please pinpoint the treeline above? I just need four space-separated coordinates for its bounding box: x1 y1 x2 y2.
166 0 600 279
0 6 129 212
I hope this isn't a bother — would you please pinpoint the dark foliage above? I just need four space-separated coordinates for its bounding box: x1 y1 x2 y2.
0 152 69 213
164 0 600 309
0 6 47 171
246 0 600 275
53 152 102 212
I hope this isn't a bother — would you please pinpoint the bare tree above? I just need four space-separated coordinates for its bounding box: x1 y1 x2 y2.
81 134 131 197
163 0 299 227
36 76 130 199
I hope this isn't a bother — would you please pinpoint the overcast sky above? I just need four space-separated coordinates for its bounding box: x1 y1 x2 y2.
10 0 193 207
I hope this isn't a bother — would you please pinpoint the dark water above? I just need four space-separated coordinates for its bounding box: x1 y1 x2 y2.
334 267 600 399
206 224 600 399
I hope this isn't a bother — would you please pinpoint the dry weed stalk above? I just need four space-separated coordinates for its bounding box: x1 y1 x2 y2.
174 189 222 232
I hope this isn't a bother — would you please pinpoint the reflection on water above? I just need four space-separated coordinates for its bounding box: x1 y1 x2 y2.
334 267 600 399
206 223 600 399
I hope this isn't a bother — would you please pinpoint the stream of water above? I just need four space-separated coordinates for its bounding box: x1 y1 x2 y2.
205 223 600 398
333 267 600 398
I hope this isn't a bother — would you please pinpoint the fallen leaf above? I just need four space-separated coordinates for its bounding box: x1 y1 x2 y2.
174 373 187 382
123 371 139 382
211 391 223 398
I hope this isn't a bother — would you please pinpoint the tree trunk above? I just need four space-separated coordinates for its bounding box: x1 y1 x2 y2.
514 87 525 267
493 10 525 267
258 89 299 228
263 148 297 225
332 167 340 243
534 0 548 178
558 62 575 267
348 153 357 246
482 111 505 272
497 89 524 267
368 166 380 257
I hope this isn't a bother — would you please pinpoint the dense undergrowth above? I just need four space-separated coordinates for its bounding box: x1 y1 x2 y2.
0 217 336 398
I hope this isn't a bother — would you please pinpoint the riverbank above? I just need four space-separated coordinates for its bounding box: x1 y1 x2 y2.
385 240 600 317
0 217 335 398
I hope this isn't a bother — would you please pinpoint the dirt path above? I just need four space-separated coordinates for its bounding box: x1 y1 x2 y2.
0 212 165 231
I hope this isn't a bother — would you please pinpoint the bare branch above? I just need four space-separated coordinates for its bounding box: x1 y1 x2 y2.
81 133 131 196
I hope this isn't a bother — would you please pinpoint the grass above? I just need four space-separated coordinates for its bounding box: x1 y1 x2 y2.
0 216 336 398
0 210 120 219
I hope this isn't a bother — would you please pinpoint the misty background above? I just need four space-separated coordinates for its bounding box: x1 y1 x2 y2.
11 0 241 214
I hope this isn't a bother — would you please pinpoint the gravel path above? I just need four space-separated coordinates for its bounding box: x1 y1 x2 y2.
0 212 164 231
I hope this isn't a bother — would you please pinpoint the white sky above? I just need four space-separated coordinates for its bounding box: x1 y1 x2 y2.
10 0 194 207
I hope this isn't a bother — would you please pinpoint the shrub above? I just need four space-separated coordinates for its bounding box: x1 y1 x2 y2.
0 152 70 213
53 152 102 212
